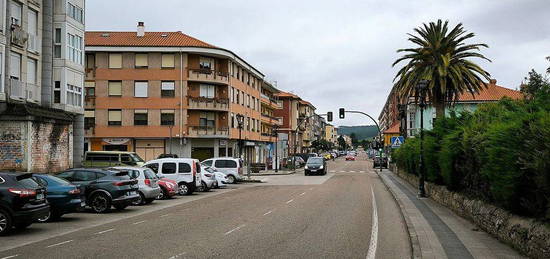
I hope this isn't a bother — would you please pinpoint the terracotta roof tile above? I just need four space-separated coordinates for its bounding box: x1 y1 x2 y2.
383 122 400 134
276 91 301 99
85 31 216 48
457 83 522 102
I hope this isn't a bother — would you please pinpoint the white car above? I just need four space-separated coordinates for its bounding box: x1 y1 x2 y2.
143 158 202 195
201 157 243 184
204 167 227 188
198 166 216 192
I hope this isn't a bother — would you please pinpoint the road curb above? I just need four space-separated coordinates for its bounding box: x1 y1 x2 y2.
239 179 263 183
252 170 298 176
378 170 422 259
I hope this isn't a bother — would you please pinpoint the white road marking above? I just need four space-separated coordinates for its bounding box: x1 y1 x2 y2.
46 240 73 248
133 220 146 225
263 210 273 216
340 170 346 173
168 252 186 259
299 192 306 196
160 214 171 218
1 255 19 259
366 187 378 259
286 199 294 204
224 224 246 235
350 170 356 173
360 171 365 173
95 228 115 235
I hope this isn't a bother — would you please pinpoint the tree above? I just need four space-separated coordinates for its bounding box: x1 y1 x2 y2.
393 19 492 119
337 135 348 150
546 56 550 74
521 69 550 99
350 133 359 147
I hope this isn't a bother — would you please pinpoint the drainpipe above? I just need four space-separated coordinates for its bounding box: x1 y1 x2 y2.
179 49 184 156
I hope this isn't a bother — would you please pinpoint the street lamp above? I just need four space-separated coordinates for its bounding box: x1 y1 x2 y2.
272 124 279 172
236 114 244 159
416 80 429 197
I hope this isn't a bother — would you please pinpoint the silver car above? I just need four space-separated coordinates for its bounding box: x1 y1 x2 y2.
111 167 161 205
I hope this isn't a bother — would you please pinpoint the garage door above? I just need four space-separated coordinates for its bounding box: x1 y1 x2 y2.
191 148 214 161
136 147 165 161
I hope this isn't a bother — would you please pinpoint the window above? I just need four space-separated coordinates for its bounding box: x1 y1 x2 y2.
409 113 415 129
199 57 214 70
145 163 159 173
134 81 148 97
73 171 96 182
86 54 95 69
251 118 255 131
230 87 234 103
246 117 250 131
202 160 213 167
236 89 239 104
10 2 21 26
135 53 148 68
161 110 175 125
178 163 191 173
67 34 83 64
199 84 215 98
108 109 122 126
161 163 176 174
134 110 148 125
246 94 250 107
240 91 244 106
27 9 38 52
54 28 62 58
67 2 84 23
85 81 95 97
9 52 21 79
161 81 175 97
26 58 37 84
108 81 122 96
66 84 82 106
161 54 175 68
199 112 215 127
214 160 237 168
54 81 61 103
109 53 122 68
84 110 95 129
231 113 235 128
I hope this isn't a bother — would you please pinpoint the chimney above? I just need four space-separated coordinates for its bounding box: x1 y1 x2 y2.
490 79 497 84
137 22 145 37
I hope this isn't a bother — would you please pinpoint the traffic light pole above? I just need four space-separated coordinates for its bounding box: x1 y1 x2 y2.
342 110 384 172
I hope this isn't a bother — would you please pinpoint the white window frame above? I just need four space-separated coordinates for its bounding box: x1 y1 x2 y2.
67 33 83 64
9 1 21 26
54 28 62 58
26 58 37 84
9 52 21 79
134 81 148 98
199 84 215 98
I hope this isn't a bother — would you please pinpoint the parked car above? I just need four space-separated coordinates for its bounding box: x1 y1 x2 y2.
82 151 145 168
201 157 243 184
198 166 216 192
56 169 139 213
345 155 356 161
157 178 178 199
373 154 388 168
110 167 161 205
330 152 338 159
32 174 84 222
0 172 49 235
208 168 227 189
144 158 202 195
304 157 327 176
285 156 305 168
322 153 332 160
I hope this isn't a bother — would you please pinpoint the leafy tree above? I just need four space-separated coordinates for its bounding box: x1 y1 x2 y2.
337 135 348 150
393 19 492 119
350 133 359 147
546 56 550 74
521 69 550 99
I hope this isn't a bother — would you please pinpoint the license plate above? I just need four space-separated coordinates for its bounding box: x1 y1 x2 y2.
81 201 86 207
128 191 137 196
310 169 317 172
36 193 44 200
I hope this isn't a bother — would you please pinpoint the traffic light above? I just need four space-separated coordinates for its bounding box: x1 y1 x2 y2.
339 108 345 119
327 112 333 122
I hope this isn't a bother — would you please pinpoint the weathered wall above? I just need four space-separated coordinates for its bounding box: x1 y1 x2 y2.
0 120 73 173
390 164 550 259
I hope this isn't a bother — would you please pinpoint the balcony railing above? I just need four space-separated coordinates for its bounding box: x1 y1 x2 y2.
187 68 228 84
187 125 229 138
188 96 229 111
9 79 40 103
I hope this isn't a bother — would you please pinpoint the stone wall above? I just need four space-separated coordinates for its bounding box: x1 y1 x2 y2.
0 120 73 173
391 164 550 259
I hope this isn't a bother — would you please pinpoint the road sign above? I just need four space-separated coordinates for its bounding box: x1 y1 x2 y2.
390 136 404 148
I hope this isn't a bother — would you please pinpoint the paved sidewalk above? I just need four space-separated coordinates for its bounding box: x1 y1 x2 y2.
379 170 524 259
253 168 302 175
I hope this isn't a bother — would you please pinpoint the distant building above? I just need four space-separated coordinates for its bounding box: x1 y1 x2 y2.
325 124 337 146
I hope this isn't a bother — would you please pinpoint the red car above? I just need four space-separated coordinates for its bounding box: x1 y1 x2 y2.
157 178 178 199
345 155 356 161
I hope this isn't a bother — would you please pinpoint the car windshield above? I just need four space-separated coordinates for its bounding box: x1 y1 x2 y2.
307 157 324 165
130 154 144 162
204 167 216 173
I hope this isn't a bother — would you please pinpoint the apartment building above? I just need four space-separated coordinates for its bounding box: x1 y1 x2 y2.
325 124 337 146
274 91 302 154
84 23 271 162
259 81 283 168
298 100 315 153
0 0 85 172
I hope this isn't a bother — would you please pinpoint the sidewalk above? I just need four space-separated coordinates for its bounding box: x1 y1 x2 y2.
379 170 524 259
253 168 302 176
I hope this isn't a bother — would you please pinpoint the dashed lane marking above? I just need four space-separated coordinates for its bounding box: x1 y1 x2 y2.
46 240 73 248
168 252 186 259
366 187 379 259
299 192 306 196
1 255 19 259
286 199 294 204
350 170 356 173
224 224 246 235
160 214 171 218
95 228 115 235
263 210 273 216
133 220 146 225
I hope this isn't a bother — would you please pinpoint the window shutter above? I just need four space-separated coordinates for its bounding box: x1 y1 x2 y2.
109 53 122 68
109 110 122 121
161 109 175 114
84 110 95 117
135 109 147 114
135 53 148 67
134 81 148 97
161 81 175 90
85 81 95 88
161 54 175 68
108 81 122 96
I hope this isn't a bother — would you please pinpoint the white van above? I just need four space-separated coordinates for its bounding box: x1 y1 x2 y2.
201 157 243 184
143 158 201 195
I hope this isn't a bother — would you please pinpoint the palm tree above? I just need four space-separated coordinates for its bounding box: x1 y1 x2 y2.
392 20 492 118
546 56 549 74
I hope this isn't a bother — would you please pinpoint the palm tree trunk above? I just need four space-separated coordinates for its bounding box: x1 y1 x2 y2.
433 101 446 119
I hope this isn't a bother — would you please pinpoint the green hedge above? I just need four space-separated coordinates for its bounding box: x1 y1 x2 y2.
393 96 550 220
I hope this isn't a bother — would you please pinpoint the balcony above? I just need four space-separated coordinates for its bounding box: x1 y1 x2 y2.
187 125 229 138
9 79 40 103
261 114 283 126
260 93 282 109
187 68 228 85
188 97 229 111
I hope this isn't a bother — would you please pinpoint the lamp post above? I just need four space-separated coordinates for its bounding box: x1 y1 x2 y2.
236 114 244 159
416 80 429 198
168 125 173 154
272 124 279 172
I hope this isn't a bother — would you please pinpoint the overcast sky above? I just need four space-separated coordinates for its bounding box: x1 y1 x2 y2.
86 0 550 126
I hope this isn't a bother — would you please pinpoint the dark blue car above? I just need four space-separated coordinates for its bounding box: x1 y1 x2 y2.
32 174 84 222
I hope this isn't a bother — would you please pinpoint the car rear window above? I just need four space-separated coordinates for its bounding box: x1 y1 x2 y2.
143 169 156 179
215 160 237 168
162 163 177 174
18 177 40 189
145 163 159 173
127 170 140 179
45 175 72 186
179 163 191 173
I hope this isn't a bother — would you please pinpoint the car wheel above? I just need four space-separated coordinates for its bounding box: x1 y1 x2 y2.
157 188 165 199
0 209 12 236
37 210 52 223
226 175 236 184
132 192 145 206
114 204 128 210
14 222 32 230
90 193 111 213
178 183 193 195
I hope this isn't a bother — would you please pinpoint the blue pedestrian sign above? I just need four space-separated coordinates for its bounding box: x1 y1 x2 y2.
390 136 404 148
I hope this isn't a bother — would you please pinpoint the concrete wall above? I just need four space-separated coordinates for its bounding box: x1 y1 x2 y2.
391 165 550 259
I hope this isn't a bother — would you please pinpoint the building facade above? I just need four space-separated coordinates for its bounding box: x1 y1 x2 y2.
84 23 276 163
0 0 85 172
259 81 283 169
324 124 337 145
274 91 303 155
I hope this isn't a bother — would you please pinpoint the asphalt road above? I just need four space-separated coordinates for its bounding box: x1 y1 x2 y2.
0 153 410 259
